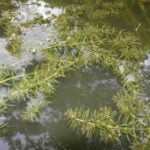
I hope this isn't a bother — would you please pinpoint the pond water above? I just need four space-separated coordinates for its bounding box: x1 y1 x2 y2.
0 0 150 150
0 65 121 150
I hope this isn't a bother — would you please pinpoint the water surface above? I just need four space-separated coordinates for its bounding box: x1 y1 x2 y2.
0 66 120 150
0 0 150 150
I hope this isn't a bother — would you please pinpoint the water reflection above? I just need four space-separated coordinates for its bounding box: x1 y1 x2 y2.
52 66 120 111
13 0 64 23
0 0 62 74
0 139 10 150
21 24 57 51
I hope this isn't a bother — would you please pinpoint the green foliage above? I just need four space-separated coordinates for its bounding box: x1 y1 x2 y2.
0 0 149 148
0 18 11 36
7 52 77 100
22 97 47 121
0 123 8 136
7 36 21 56
65 107 150 143
113 85 144 116
66 107 120 142
54 1 150 148
131 138 150 150
0 0 21 56
0 0 15 14
0 64 14 86
0 101 13 114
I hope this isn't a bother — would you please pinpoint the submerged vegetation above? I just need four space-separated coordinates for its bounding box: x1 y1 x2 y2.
0 0 150 149
54 1 150 148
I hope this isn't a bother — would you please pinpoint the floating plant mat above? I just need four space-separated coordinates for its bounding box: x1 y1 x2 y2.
0 0 150 150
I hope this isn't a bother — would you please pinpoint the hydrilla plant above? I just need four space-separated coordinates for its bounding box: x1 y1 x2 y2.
54 0 150 149
0 0 150 149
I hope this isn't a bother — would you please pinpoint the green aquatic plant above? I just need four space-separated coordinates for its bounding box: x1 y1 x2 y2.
0 18 11 36
0 123 8 136
4 23 22 56
0 0 15 14
0 0 22 56
66 109 150 149
0 7 21 56
22 97 47 121
5 50 83 120
0 64 15 86
7 35 21 56
65 107 150 142
0 101 14 115
53 1 150 149
0 0 150 148
65 107 120 142
7 53 77 100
